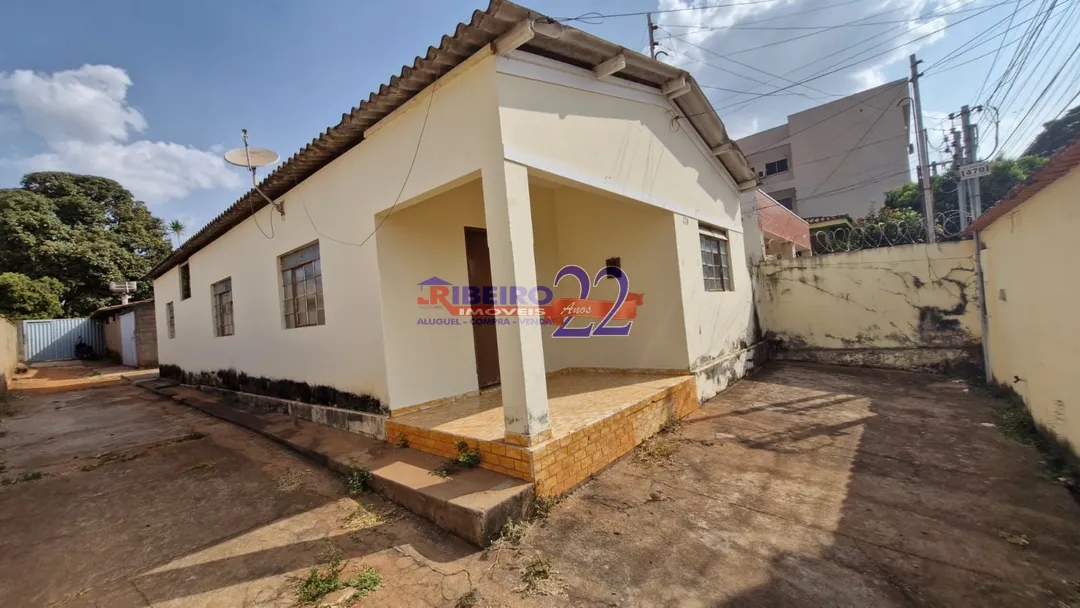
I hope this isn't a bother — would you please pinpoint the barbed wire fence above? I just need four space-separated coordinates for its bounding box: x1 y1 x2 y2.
810 210 968 254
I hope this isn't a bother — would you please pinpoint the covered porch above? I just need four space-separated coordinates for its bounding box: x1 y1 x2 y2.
374 162 699 494
386 370 696 495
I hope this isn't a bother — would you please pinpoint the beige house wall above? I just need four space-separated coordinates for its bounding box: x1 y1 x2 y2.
757 241 981 371
154 53 505 408
0 316 16 394
980 166 1080 451
153 49 761 412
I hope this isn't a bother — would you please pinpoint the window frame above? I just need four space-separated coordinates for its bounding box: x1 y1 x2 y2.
211 277 234 337
279 241 325 329
179 263 191 300
166 301 175 339
764 158 789 176
699 225 734 292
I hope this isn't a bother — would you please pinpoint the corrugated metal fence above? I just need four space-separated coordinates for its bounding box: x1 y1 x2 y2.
20 318 106 363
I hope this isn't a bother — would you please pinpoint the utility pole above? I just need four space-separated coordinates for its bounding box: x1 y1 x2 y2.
910 54 936 242
951 124 968 228
961 105 983 221
647 13 658 59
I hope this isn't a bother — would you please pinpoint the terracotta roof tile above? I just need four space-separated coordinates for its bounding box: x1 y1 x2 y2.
966 134 1080 233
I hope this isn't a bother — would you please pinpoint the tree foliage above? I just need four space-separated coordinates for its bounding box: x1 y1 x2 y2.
882 156 1048 217
0 172 172 317
0 273 65 320
1024 105 1080 158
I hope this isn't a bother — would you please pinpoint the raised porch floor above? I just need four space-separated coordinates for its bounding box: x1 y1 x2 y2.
386 371 697 496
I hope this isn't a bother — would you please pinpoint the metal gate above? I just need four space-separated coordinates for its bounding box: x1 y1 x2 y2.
20 318 106 363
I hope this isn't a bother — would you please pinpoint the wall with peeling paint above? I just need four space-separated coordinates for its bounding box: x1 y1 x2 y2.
980 164 1080 452
756 241 981 372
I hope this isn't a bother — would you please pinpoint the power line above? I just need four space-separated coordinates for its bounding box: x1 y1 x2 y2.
706 0 1004 117
999 38 1080 152
661 1 913 62
556 0 783 24
655 0 867 31
974 0 1023 102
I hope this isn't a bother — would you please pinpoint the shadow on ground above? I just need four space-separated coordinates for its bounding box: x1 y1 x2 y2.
519 362 1080 606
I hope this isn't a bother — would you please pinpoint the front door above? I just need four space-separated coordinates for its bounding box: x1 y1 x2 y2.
464 227 500 388
119 312 137 367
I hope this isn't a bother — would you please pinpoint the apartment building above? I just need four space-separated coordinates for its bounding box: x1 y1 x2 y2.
736 79 912 219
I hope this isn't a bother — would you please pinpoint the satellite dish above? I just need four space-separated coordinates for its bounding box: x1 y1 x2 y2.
225 129 285 218
224 147 279 168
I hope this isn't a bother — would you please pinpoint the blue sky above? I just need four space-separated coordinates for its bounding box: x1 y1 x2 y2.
1 0 1075 234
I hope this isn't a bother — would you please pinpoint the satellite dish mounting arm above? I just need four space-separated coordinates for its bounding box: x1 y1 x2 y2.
241 129 285 218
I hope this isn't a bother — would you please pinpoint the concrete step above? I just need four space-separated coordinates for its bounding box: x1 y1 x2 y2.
134 379 534 546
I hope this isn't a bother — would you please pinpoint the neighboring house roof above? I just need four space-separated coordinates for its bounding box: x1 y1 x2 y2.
146 0 756 280
966 135 1080 234
805 214 855 228
90 298 154 320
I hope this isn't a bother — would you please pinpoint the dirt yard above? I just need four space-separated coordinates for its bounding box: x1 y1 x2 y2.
1 362 1079 607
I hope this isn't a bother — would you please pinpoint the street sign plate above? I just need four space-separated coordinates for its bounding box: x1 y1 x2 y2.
959 161 990 180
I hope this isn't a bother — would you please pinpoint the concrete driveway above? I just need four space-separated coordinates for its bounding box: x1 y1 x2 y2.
2 361 1079 607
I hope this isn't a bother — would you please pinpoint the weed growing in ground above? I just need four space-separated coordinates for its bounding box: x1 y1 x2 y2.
396 434 409 448
296 541 381 604
186 463 214 473
343 567 381 599
456 589 480 607
980 383 1078 488
532 494 562 520
499 519 529 544
520 554 563 596
432 442 482 477
344 467 373 495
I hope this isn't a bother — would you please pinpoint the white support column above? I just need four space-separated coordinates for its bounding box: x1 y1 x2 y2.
481 160 552 446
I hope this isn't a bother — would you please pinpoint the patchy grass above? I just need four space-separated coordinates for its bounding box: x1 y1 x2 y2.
532 494 562 520
432 442 483 478
296 540 381 604
520 554 564 596
343 567 381 600
456 589 480 608
344 467 373 495
1 471 46 486
632 417 685 466
186 463 214 473
499 519 529 545
396 434 409 449
979 383 1079 488
343 501 401 533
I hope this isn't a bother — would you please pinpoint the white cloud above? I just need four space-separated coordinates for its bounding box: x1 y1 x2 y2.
0 65 240 203
655 0 959 136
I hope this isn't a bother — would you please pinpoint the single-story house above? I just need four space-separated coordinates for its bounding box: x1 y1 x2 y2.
90 298 158 368
967 135 1080 453
146 0 765 495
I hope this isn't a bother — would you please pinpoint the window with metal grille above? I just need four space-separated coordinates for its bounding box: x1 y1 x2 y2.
700 226 733 292
764 158 789 176
211 278 233 337
280 241 324 329
166 302 175 339
179 263 191 300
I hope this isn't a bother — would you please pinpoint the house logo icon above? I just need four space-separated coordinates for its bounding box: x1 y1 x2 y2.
417 276 453 307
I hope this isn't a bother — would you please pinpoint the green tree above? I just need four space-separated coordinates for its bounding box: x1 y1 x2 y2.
881 156 1048 218
1024 105 1080 158
0 273 64 320
168 219 186 247
0 172 172 316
